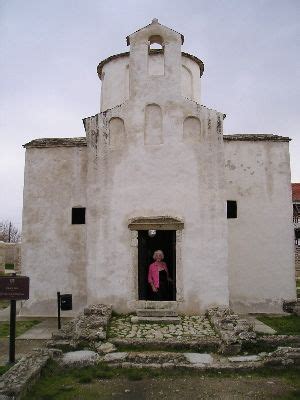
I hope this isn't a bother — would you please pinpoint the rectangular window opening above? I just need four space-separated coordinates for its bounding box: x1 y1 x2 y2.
72 207 86 224
227 200 237 219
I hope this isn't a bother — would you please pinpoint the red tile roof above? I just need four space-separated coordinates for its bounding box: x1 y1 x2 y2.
292 183 300 201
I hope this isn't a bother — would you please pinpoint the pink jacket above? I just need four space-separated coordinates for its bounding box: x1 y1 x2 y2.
148 262 168 289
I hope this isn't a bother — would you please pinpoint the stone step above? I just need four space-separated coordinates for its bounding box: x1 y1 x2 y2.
52 332 73 340
131 316 181 324
136 309 178 317
137 301 177 310
46 340 75 351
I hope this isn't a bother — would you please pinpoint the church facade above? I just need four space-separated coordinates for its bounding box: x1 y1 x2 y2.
21 20 296 316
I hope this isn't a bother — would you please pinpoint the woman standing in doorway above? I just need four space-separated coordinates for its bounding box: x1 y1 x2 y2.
148 250 171 301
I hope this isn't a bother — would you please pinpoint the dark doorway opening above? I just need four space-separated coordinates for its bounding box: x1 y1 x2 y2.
138 230 176 301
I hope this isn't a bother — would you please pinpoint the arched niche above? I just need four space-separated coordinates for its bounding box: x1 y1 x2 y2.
144 104 163 145
181 65 193 100
183 116 201 143
109 117 126 147
148 35 164 76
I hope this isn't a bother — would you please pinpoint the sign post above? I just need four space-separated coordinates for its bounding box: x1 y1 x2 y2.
57 292 72 329
0 274 30 364
9 299 16 363
57 292 61 330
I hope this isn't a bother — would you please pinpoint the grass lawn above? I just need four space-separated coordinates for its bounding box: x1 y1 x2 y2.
22 360 300 400
0 365 10 376
257 315 300 335
0 320 40 337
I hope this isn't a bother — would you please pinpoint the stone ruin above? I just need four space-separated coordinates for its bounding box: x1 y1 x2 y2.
1 304 300 400
47 304 113 351
47 304 256 356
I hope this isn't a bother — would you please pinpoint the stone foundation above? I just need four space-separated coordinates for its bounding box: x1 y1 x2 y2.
2 346 299 399
206 306 256 355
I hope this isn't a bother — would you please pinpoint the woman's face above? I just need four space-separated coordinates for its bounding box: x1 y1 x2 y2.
154 252 163 261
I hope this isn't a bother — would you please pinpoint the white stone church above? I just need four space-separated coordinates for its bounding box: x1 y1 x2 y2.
21 20 296 316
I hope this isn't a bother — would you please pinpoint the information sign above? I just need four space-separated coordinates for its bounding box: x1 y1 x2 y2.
0 276 30 300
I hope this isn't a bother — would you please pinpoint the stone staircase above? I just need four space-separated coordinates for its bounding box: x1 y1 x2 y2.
131 308 181 324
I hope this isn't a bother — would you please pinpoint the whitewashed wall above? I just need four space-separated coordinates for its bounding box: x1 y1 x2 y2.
21 146 87 315
100 54 201 112
224 139 296 313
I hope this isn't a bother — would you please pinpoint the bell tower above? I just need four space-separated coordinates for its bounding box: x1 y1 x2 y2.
127 18 184 102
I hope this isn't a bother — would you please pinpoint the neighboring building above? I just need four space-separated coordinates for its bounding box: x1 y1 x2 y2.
21 20 296 316
292 183 300 277
0 242 21 273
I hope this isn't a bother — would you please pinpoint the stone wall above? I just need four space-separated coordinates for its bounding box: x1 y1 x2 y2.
0 242 21 272
0 242 4 272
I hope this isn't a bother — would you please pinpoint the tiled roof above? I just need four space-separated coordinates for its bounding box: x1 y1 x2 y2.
292 183 300 201
126 20 184 45
97 50 204 78
23 137 87 148
23 134 291 148
223 134 290 142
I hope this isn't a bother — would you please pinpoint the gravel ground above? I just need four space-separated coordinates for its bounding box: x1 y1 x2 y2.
34 375 298 400
0 338 47 365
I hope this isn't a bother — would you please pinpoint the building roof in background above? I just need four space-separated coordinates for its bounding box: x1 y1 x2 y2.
292 183 300 201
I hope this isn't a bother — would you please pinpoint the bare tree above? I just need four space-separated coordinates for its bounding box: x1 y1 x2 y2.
0 220 21 243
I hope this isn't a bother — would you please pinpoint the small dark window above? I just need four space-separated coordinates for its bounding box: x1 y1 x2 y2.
227 201 237 219
72 207 85 224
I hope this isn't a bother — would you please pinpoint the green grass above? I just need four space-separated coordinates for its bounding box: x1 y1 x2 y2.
4 263 15 270
22 360 300 400
22 361 122 400
0 365 10 376
0 320 40 337
257 315 300 335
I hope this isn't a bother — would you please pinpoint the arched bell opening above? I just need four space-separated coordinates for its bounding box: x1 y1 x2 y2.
148 35 165 76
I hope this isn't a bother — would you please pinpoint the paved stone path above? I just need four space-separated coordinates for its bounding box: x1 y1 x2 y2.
17 319 60 340
108 315 217 340
243 315 277 334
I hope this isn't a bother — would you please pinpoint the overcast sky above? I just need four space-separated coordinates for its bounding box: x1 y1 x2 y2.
0 0 299 229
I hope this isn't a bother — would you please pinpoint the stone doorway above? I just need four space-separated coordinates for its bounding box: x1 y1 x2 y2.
138 230 176 301
128 216 184 307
